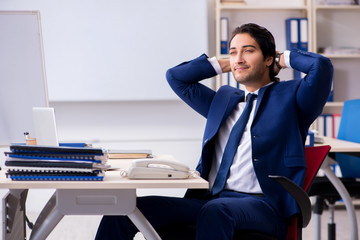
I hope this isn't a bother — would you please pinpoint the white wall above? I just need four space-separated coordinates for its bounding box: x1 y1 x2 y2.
0 0 210 101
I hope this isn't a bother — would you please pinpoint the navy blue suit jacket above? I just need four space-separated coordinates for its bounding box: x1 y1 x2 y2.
166 49 333 218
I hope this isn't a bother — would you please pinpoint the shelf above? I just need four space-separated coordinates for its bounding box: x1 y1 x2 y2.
322 102 344 115
321 54 360 59
219 4 308 10
219 53 360 59
315 4 360 10
325 102 343 108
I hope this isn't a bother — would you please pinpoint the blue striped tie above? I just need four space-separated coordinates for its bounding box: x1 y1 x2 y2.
211 93 257 195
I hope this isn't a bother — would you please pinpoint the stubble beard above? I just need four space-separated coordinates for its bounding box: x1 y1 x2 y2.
232 65 267 86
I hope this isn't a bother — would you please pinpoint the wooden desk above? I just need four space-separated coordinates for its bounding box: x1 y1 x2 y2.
0 158 208 240
315 137 360 240
320 137 360 157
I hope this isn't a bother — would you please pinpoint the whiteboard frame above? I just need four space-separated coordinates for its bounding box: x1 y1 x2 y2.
0 10 49 146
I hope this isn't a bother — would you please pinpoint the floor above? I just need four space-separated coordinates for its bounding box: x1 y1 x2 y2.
4 208 358 240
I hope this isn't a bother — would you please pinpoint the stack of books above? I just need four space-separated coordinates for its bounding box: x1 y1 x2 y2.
4 145 109 181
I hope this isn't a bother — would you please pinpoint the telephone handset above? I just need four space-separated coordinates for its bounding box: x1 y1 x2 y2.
126 158 192 179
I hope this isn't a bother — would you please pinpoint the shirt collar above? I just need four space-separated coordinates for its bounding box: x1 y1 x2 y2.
244 81 274 101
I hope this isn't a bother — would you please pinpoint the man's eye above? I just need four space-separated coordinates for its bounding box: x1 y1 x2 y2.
229 51 236 55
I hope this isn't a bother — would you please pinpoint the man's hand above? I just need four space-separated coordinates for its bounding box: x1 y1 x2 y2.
218 59 231 73
274 51 286 76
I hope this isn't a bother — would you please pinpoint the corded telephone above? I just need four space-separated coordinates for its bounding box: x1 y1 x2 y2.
126 158 193 179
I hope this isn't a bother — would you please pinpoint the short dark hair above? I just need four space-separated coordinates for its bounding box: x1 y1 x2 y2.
229 23 278 81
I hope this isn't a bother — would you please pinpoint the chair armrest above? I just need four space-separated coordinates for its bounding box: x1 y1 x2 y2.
268 175 311 227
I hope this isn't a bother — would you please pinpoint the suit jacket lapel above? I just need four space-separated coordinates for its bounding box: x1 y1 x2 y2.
203 88 244 145
253 82 277 118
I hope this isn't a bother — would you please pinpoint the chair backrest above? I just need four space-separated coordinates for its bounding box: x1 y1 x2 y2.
337 99 360 143
286 145 331 240
303 145 331 192
336 99 360 178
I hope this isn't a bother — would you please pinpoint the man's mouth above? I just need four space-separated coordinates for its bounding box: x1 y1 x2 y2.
234 65 249 71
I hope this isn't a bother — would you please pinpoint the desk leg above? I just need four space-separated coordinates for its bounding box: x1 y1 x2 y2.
322 161 358 240
29 192 64 240
128 207 161 240
314 213 321 240
2 189 28 240
28 189 161 240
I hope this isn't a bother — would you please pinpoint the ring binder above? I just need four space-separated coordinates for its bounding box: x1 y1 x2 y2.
4 144 109 181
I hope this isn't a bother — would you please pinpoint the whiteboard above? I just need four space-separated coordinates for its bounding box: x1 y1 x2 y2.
0 11 49 145
0 0 209 101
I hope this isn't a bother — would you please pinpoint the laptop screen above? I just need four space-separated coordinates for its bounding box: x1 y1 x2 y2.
32 107 59 147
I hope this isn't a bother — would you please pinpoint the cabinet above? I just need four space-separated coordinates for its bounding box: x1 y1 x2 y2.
214 0 360 115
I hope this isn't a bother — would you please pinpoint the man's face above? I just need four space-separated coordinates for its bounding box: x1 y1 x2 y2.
229 33 273 90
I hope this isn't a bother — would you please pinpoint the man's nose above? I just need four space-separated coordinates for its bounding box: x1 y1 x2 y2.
235 52 244 63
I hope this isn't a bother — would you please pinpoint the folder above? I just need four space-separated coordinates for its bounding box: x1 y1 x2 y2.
285 18 299 50
298 18 308 52
328 81 334 102
8 175 104 181
220 17 229 54
5 144 109 181
285 18 301 79
9 144 106 155
305 130 315 147
324 114 334 138
5 166 99 173
317 115 325 136
4 159 106 169
5 152 106 163
333 114 341 138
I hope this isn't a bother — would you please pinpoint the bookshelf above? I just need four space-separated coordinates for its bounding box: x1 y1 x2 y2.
312 2 360 105
214 0 360 117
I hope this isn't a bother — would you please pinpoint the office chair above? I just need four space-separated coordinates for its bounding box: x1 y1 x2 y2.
157 145 331 240
309 99 360 240
335 99 360 177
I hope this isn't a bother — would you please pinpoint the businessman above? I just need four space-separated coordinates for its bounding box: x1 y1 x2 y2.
96 23 333 239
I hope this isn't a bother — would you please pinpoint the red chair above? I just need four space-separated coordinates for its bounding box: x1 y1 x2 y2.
274 145 331 240
239 145 331 240
158 145 331 240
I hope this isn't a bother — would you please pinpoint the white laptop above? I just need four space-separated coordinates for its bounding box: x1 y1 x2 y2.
32 107 59 146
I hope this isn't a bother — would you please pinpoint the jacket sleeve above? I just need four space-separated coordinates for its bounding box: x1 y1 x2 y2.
166 54 218 118
291 49 334 123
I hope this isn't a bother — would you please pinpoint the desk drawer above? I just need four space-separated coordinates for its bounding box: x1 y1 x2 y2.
56 189 136 215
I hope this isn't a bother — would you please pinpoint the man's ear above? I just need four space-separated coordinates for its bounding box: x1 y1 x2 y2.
266 56 274 67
